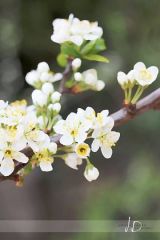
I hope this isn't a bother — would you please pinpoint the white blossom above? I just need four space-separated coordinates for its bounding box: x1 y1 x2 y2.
74 72 82 81
77 107 96 129
48 103 61 113
0 142 29 176
72 58 82 70
117 70 135 88
75 143 90 158
32 90 48 107
51 14 103 46
63 153 82 170
51 91 62 103
41 82 54 96
34 142 57 172
25 62 62 87
84 164 99 182
54 112 89 146
75 69 105 91
92 126 120 159
133 62 159 86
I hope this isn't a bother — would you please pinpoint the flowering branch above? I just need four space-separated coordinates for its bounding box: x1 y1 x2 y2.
111 87 160 127
0 87 160 183
0 14 159 184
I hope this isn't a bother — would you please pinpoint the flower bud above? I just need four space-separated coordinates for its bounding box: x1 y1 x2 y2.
96 80 105 91
32 90 48 107
40 72 51 82
53 73 63 82
48 142 57 154
72 58 82 70
84 164 99 182
42 83 54 95
51 91 61 103
37 62 49 73
48 103 61 113
25 71 39 86
74 72 82 81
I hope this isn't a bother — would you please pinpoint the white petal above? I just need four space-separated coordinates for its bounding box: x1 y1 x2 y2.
75 131 87 143
127 70 135 81
65 153 82 170
117 72 127 85
40 161 53 172
91 139 100 152
60 134 73 146
134 62 146 71
0 158 14 176
109 131 120 142
84 166 99 182
37 62 49 73
28 140 39 152
54 120 66 134
96 80 105 91
70 35 83 46
13 151 29 163
147 66 159 81
101 146 112 159
12 138 27 151
48 142 57 154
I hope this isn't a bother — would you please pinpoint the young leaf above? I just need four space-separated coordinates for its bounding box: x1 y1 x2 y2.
80 38 106 55
61 42 80 57
83 54 109 62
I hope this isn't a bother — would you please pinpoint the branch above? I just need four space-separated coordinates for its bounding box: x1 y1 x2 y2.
0 88 160 183
111 88 160 127
59 59 73 94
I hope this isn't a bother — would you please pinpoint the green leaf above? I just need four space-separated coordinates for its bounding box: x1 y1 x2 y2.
83 54 109 62
57 53 68 67
80 40 97 55
61 42 80 57
94 38 106 53
80 38 106 55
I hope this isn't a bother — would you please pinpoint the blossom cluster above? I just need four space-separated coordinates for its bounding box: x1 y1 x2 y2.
117 62 159 104
0 100 57 176
74 68 105 92
54 107 120 181
51 14 103 46
25 62 62 132
25 62 62 89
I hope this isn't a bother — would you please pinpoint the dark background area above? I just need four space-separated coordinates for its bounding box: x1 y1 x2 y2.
0 0 160 239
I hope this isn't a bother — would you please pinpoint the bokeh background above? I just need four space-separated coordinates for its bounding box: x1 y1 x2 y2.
0 0 160 239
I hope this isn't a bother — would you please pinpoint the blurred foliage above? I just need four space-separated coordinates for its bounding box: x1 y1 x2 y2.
0 0 160 239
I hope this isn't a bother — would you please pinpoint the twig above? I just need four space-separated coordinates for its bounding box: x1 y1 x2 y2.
0 88 160 183
59 59 73 94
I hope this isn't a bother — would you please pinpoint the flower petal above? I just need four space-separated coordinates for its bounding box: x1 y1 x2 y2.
147 66 159 81
101 146 112 159
40 161 53 172
91 139 100 152
134 62 146 71
60 134 73 146
13 151 29 163
0 158 14 176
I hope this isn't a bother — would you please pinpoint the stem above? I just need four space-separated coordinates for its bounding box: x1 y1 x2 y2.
131 86 144 104
59 59 73 94
128 88 132 103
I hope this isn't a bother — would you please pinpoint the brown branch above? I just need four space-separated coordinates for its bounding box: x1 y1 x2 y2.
111 88 160 127
1 88 160 183
59 58 73 94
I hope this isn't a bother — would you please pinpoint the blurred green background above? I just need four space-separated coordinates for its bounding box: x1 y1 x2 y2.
0 0 160 239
